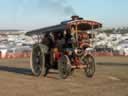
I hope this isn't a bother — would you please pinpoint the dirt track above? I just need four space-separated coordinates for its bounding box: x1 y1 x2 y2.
0 57 128 96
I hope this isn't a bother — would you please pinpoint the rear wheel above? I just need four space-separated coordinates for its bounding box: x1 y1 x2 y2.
58 55 71 79
84 55 95 78
30 44 47 77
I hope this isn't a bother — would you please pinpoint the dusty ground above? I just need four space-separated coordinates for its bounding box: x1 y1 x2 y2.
95 56 128 64
0 57 128 96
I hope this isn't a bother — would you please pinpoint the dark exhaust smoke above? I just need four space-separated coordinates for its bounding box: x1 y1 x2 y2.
38 0 76 16
17 0 76 16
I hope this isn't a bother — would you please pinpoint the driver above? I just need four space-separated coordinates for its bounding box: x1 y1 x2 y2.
41 33 54 76
79 32 90 49
65 30 73 48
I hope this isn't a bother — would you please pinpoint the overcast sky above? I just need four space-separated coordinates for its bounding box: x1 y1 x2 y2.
0 0 128 30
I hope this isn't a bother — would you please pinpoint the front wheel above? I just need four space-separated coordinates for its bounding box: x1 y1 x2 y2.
58 55 71 79
84 55 95 78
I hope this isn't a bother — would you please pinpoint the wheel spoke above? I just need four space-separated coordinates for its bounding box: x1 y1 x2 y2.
84 55 95 78
31 46 43 76
58 55 71 79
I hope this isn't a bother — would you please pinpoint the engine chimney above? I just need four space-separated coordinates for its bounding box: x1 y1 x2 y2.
71 15 79 20
71 15 83 20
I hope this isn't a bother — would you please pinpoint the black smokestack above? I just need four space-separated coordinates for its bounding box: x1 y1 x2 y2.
71 15 79 20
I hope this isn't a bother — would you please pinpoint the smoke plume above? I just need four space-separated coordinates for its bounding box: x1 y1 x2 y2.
17 0 76 16
38 0 76 16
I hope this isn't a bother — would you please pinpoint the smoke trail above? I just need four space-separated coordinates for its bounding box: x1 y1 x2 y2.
14 0 76 29
38 0 76 16
16 0 76 16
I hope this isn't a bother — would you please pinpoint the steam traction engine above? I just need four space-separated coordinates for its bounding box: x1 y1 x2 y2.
26 16 102 79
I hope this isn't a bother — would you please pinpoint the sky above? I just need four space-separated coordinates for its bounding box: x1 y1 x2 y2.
0 0 128 30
